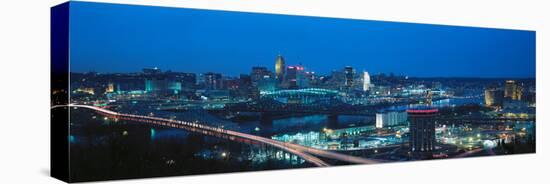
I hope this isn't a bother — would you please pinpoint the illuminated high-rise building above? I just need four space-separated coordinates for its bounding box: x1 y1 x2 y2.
275 55 285 83
516 85 523 101
145 78 181 94
305 71 318 86
326 70 345 90
376 111 407 128
408 108 438 159
362 71 370 91
504 80 518 100
257 77 277 92
106 82 115 93
285 65 306 89
344 66 355 89
204 72 222 90
484 88 504 107
250 67 271 87
425 90 433 105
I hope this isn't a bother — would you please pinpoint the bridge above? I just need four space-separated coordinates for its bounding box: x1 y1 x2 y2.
224 109 377 116
435 117 536 124
52 104 382 167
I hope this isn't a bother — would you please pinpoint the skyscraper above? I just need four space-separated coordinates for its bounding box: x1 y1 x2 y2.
484 88 504 107
327 70 345 90
275 55 285 83
285 65 307 89
363 71 370 91
106 82 115 93
344 66 355 89
408 108 438 159
204 72 222 90
305 71 318 86
237 74 253 97
515 85 524 101
257 77 277 92
250 66 271 87
425 90 433 105
504 80 518 100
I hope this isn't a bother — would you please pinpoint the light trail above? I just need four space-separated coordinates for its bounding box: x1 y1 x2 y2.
53 104 383 166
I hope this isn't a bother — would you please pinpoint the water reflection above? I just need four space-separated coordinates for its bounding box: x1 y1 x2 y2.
68 108 312 182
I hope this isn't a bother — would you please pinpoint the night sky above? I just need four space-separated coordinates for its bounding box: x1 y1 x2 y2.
69 2 535 78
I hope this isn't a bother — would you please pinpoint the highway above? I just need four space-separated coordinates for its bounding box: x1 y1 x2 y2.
53 104 383 167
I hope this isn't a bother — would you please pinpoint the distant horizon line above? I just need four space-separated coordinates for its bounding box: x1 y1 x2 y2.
68 70 535 80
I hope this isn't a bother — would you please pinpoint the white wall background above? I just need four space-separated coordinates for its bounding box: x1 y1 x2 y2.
0 0 547 183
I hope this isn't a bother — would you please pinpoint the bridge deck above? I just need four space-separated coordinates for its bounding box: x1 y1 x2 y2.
54 104 383 167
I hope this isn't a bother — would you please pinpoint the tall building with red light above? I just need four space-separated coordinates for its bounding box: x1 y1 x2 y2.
407 108 438 159
285 65 307 89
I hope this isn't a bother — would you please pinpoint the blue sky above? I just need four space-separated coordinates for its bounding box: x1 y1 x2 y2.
69 1 535 78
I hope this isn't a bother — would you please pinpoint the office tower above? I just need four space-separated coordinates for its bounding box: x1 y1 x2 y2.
327 70 345 90
222 78 240 90
505 80 518 100
106 82 115 93
236 74 253 97
257 77 278 92
425 90 433 105
408 108 438 159
344 66 355 89
516 85 524 101
204 72 222 90
285 65 307 89
239 74 252 89
304 71 319 86
484 88 504 107
363 71 370 91
250 66 271 87
275 55 285 83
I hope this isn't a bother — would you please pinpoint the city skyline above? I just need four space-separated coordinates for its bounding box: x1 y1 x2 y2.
52 2 536 182
69 65 537 79
69 2 535 78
